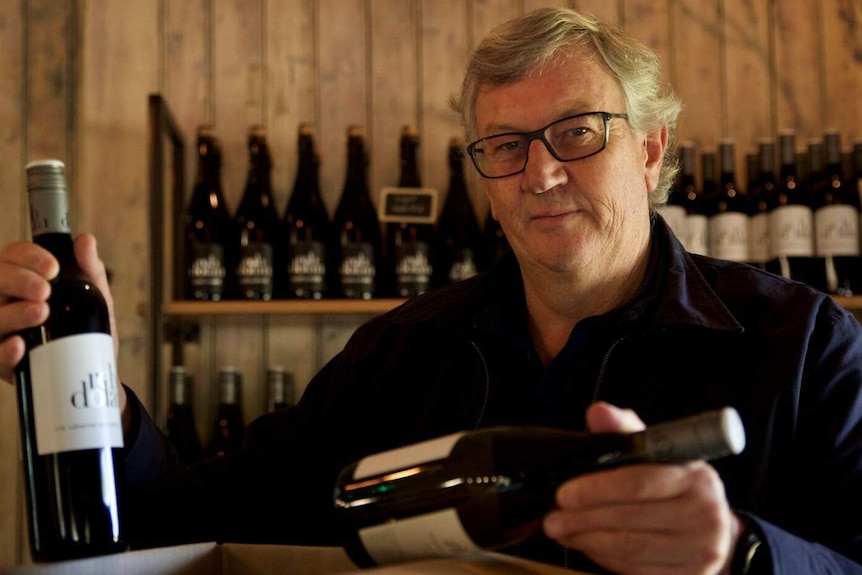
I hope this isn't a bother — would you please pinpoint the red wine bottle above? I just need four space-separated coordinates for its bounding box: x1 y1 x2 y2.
331 126 382 299
707 140 749 262
387 126 434 298
266 366 294 413
184 126 231 301
165 365 203 466
679 143 708 256
813 131 861 295
334 408 745 567
747 139 776 269
235 125 279 301
205 366 245 457
282 123 329 299
16 160 127 561
433 138 482 287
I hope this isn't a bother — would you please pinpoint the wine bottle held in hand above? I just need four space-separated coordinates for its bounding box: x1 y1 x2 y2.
334 407 746 567
15 160 127 561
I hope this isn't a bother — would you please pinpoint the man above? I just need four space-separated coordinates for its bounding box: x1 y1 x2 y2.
3 7 862 575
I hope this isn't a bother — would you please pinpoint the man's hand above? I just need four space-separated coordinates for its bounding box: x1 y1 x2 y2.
543 402 744 575
0 235 127 425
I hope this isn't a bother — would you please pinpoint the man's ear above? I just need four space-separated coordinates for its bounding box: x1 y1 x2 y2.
644 125 668 192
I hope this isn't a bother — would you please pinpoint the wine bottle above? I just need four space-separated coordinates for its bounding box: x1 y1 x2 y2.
184 126 231 301
165 365 203 466
747 139 776 270
15 160 126 561
331 126 382 299
814 131 861 295
282 123 329 299
387 126 434 298
432 138 482 287
655 144 688 244
205 366 245 457
679 142 709 255
235 125 279 301
683 149 716 255
766 131 818 287
707 140 749 262
334 407 745 567
266 365 295 413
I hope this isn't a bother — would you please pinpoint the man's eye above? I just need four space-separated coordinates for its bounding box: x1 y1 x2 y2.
493 140 523 154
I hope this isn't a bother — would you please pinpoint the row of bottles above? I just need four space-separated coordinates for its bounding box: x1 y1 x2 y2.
659 131 862 295
164 365 295 465
184 124 510 302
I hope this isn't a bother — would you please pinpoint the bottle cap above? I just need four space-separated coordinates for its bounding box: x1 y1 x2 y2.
26 160 67 193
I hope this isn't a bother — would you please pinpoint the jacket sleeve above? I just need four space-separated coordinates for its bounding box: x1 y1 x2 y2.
751 302 862 574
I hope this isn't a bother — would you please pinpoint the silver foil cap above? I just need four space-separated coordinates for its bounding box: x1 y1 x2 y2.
26 159 70 236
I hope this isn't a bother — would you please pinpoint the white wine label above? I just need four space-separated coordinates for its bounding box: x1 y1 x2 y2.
30 333 124 455
709 212 749 262
354 432 465 479
686 215 709 256
359 508 480 565
657 205 687 244
748 213 770 263
815 205 860 256
769 205 814 257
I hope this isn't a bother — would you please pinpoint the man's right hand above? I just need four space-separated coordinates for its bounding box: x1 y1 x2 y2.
0 234 119 383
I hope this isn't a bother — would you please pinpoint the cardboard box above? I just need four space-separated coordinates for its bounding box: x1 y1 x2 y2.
0 543 588 575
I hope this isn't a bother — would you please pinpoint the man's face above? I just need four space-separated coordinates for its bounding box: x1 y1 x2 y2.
473 54 663 279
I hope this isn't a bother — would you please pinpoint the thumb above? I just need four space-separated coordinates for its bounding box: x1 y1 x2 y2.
586 401 646 434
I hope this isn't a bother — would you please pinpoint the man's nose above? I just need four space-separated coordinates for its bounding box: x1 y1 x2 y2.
521 137 567 194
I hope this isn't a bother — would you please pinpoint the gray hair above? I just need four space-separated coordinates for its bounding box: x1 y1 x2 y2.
452 7 682 209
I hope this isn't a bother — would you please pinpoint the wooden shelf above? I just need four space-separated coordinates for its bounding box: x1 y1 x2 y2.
162 298 407 316
163 296 862 317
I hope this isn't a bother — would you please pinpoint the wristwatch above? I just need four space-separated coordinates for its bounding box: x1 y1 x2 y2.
731 520 768 574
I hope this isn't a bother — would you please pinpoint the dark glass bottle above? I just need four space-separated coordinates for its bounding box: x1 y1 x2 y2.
235 125 279 301
266 366 295 413
282 123 329 299
331 126 382 299
656 143 688 244
747 139 776 270
165 365 204 466
433 138 482 287
205 366 245 457
334 408 745 567
16 160 126 561
184 126 231 301
387 126 434 298
679 142 709 256
707 140 749 262
814 131 861 295
766 131 819 287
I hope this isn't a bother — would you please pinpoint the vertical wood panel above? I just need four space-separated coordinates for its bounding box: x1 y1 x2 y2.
672 0 723 180
821 0 862 141
772 1 824 138
79 0 159 408
723 0 772 176
0 0 25 564
211 0 266 430
576 0 620 23
622 0 672 91
421 0 470 212
318 0 367 213
264 0 319 406
163 0 212 432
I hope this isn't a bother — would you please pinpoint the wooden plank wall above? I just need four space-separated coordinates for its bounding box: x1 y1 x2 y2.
1 0 861 564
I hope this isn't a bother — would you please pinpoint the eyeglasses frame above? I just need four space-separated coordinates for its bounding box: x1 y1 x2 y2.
465 111 630 179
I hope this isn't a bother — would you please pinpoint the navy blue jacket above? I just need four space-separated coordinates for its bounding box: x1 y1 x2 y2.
124 217 862 573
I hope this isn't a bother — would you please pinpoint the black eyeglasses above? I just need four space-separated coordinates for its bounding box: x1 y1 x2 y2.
466 111 629 179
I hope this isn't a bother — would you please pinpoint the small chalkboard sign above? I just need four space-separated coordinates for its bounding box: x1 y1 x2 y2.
378 187 439 224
